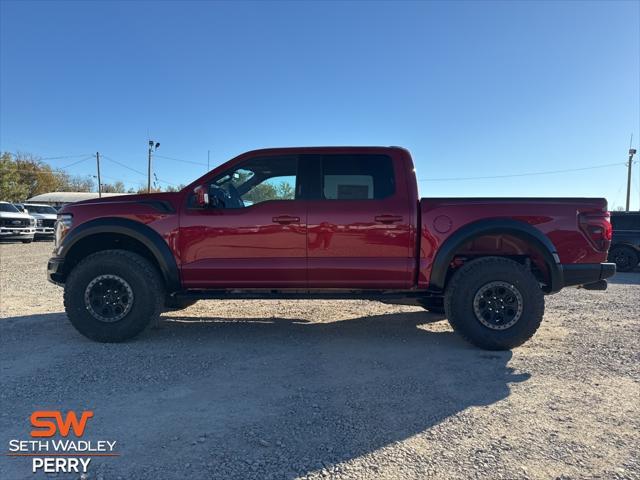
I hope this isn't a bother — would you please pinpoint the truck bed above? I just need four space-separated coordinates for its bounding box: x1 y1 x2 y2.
417 197 609 289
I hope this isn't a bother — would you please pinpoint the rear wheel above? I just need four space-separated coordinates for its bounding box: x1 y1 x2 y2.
608 246 638 272
444 257 544 350
64 250 164 342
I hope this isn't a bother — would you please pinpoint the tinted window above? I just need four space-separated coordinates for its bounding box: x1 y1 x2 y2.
25 205 57 214
321 155 395 200
0 203 20 213
208 156 298 209
611 213 640 230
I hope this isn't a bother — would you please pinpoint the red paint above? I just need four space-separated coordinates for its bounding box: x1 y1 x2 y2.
61 147 610 292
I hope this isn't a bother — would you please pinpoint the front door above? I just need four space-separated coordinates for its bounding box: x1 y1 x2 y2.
179 155 306 288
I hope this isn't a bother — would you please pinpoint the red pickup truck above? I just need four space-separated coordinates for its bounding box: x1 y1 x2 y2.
48 147 615 349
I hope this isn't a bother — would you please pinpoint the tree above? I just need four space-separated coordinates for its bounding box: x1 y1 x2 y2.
276 181 294 199
101 181 125 193
63 174 94 192
163 184 185 192
12 152 61 198
0 152 29 201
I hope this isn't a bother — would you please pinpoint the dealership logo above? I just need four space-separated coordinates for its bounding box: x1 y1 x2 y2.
6 410 118 474
31 410 94 437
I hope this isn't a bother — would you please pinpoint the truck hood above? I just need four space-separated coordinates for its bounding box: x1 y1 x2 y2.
60 192 182 214
28 213 57 220
0 211 34 220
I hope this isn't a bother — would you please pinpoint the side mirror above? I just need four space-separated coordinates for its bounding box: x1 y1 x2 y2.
193 185 209 207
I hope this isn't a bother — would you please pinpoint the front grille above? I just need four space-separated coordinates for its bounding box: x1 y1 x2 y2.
43 219 56 228
0 218 29 228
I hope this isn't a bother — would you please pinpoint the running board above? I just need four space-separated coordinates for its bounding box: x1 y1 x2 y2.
172 289 435 304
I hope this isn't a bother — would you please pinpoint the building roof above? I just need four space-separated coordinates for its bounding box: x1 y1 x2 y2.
27 192 127 203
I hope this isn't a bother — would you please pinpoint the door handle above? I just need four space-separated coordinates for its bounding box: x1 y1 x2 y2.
375 215 403 224
273 215 300 224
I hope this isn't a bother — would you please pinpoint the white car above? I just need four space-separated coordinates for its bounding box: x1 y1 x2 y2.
0 201 35 243
23 203 58 238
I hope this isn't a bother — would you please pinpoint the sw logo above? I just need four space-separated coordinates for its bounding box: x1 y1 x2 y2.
31 410 94 437
6 410 118 474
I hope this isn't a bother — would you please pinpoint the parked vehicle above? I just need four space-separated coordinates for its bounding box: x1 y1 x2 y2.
13 203 27 213
0 201 35 243
48 147 615 349
23 203 58 239
607 211 640 272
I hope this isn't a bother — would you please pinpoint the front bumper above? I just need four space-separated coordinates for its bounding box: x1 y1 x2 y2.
0 227 35 240
47 256 66 286
35 227 55 236
561 263 616 289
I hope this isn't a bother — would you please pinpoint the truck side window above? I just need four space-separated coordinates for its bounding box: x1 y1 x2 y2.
321 155 395 200
209 156 298 208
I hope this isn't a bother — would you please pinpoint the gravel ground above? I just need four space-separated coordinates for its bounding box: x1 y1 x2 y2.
0 241 639 480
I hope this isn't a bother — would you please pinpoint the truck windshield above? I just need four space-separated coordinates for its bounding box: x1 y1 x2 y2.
0 203 20 213
25 205 57 214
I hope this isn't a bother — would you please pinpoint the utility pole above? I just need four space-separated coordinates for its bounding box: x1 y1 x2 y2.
626 134 636 211
147 140 160 193
96 152 102 198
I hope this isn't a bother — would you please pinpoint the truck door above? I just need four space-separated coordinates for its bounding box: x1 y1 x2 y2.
179 155 306 288
305 152 414 289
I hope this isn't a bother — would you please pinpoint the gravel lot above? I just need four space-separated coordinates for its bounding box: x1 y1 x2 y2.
1 241 639 480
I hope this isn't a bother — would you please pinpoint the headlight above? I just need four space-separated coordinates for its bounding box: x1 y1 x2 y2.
36 219 43 227
55 214 73 250
30 218 36 226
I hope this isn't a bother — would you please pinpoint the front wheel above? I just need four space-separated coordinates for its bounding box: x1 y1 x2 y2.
64 250 164 342
444 257 544 350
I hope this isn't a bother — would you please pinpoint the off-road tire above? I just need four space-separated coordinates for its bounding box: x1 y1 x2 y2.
608 246 639 272
64 250 164 342
444 257 544 350
164 297 198 312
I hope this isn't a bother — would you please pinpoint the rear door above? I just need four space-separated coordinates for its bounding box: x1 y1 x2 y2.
305 152 414 289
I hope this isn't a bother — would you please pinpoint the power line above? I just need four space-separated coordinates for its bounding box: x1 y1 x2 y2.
154 154 207 167
60 155 95 169
102 155 147 177
40 154 93 161
102 155 177 186
418 161 634 182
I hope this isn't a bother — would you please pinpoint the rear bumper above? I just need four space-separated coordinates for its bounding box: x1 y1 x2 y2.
561 263 616 288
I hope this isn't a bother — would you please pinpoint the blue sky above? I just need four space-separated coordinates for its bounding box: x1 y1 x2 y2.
1 0 639 209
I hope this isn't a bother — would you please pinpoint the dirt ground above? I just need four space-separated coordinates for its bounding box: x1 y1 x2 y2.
0 240 638 480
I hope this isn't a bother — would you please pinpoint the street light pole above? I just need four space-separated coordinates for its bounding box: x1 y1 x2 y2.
147 140 160 193
96 152 102 198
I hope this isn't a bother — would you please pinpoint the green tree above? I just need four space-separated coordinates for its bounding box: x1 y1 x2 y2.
0 152 29 201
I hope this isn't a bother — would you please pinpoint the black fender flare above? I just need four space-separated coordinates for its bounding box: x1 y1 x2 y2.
59 217 181 292
429 218 562 293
